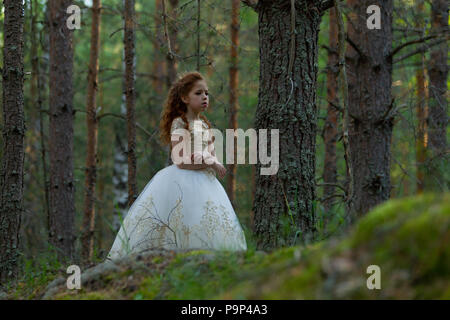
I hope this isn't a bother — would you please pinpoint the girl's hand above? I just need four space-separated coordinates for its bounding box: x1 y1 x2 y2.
191 152 203 164
213 163 226 179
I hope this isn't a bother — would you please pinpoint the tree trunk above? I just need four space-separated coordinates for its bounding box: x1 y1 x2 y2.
196 0 201 71
0 0 25 284
82 0 102 264
415 63 427 194
112 131 129 231
164 0 179 166
166 0 179 88
415 1 427 194
226 0 240 208
252 1 324 249
112 46 129 232
322 7 339 213
48 0 76 261
28 0 40 167
427 0 448 191
124 0 137 207
39 7 51 234
346 0 394 217
152 0 167 96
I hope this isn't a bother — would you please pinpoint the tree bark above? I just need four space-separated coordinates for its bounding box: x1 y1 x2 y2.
30 0 50 227
0 0 25 284
196 0 201 71
39 6 51 234
415 64 427 194
252 0 324 249
112 46 129 232
82 0 102 264
415 0 427 194
152 0 167 95
163 0 179 166
48 0 76 261
427 0 448 191
226 0 240 208
124 0 137 207
346 0 394 217
322 7 339 213
165 0 179 88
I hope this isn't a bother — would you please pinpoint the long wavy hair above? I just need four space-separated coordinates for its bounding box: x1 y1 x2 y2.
159 71 212 145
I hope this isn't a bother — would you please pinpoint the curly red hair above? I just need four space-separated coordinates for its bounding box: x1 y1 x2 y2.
159 71 212 145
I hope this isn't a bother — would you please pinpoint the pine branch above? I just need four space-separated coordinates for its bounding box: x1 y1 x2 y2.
390 34 439 58
393 38 448 64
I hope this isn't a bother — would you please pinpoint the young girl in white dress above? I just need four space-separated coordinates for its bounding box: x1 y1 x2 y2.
107 72 247 260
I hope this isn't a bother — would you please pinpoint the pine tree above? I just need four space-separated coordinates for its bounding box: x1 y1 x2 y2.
0 0 25 283
226 0 240 207
346 0 394 217
246 0 333 249
48 0 76 261
124 0 137 207
82 0 102 263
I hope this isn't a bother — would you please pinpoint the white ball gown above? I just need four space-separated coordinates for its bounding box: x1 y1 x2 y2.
107 117 247 260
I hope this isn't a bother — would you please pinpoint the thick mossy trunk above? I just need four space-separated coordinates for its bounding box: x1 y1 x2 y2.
252 1 323 249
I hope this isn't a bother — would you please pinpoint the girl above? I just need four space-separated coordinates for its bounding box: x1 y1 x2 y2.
107 72 247 260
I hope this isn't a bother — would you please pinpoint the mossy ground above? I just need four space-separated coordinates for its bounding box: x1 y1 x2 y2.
6 193 449 300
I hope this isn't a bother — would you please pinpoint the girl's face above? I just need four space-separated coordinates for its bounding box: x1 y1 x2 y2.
182 80 209 114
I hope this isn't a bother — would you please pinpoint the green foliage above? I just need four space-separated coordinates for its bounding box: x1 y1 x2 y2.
8 246 64 299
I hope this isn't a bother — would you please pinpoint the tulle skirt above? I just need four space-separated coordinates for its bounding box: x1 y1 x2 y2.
107 164 247 260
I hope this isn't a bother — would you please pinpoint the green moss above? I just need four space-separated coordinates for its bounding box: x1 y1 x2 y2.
13 194 449 300
219 193 450 299
136 275 163 299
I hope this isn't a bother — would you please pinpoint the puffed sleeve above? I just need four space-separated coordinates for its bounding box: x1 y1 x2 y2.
170 117 186 135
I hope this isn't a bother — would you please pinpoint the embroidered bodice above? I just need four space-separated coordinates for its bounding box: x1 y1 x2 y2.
170 117 216 177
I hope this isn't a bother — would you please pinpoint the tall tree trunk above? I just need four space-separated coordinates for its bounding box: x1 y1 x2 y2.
415 63 427 194
322 7 339 214
196 0 201 71
335 0 353 216
163 0 179 166
39 7 51 233
415 1 427 194
48 0 76 261
0 0 25 283
28 0 40 172
82 0 102 264
22 0 48 260
427 0 448 191
124 0 137 207
95 79 105 256
251 1 326 249
165 0 179 88
226 0 240 208
112 47 129 232
347 0 394 217
152 0 167 96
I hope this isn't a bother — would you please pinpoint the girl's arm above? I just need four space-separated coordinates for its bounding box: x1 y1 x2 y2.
207 135 220 163
171 138 212 170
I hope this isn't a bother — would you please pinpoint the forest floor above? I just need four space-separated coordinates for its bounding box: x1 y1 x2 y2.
3 193 449 300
